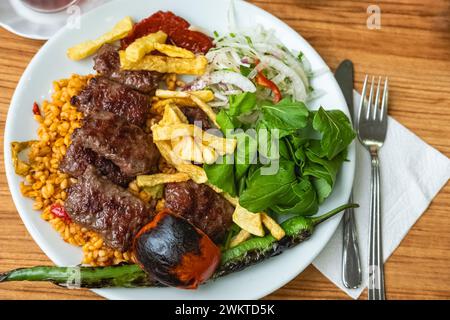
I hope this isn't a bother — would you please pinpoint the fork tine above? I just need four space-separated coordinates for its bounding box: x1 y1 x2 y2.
366 76 375 120
380 77 389 121
358 75 368 124
373 76 381 120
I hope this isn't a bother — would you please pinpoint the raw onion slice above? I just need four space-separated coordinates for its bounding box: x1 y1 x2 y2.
209 71 257 93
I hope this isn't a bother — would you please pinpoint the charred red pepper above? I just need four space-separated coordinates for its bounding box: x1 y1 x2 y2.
121 11 212 54
133 210 220 289
32 102 41 116
50 204 71 222
255 72 282 103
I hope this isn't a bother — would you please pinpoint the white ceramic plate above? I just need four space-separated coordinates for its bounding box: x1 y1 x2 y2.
4 0 355 300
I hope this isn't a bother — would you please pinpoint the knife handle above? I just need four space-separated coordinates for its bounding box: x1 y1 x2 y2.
342 194 362 289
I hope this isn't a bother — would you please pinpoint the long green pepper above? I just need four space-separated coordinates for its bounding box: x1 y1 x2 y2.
0 203 357 288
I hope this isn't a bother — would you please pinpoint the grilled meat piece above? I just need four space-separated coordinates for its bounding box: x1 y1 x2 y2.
180 107 213 130
59 138 133 187
70 77 150 127
164 181 235 243
65 166 153 251
75 111 160 177
93 44 163 94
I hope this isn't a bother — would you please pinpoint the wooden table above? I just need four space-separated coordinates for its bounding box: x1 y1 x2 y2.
0 0 449 300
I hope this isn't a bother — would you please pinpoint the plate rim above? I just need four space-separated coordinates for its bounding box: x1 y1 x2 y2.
4 0 355 300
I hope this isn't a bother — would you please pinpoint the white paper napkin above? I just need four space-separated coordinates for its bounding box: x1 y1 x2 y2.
312 91 450 299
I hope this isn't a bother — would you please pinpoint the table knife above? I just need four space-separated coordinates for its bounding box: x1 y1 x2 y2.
335 60 362 289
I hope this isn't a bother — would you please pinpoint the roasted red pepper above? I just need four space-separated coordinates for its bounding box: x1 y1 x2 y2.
32 102 41 116
255 71 282 103
50 204 71 222
121 11 212 54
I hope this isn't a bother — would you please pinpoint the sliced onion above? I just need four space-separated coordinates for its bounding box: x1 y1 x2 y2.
260 56 307 101
254 43 309 87
209 101 229 107
221 89 243 96
184 78 208 91
209 71 256 93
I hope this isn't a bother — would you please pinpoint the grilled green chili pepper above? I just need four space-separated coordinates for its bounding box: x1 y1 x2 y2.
0 203 357 288
0 264 158 288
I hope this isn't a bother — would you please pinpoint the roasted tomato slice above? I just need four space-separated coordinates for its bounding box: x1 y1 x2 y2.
170 29 213 54
121 11 213 54
121 11 190 48
133 210 220 289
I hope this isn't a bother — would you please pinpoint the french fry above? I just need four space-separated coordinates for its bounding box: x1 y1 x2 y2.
154 43 195 58
177 136 204 163
202 132 237 156
152 98 197 112
154 140 189 166
120 51 208 75
233 204 264 237
261 213 286 240
223 194 239 207
155 89 215 102
125 31 168 62
155 91 218 127
201 145 218 164
188 94 220 128
154 141 208 184
176 163 208 184
230 230 252 248
136 172 190 188
67 16 133 60
204 182 279 242
152 123 236 156
152 123 195 140
160 104 188 125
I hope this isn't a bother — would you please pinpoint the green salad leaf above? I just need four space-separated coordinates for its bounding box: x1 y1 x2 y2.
216 109 235 132
229 92 257 117
271 178 318 216
204 93 355 216
312 107 355 160
234 132 258 182
261 98 309 133
302 142 347 203
239 161 297 212
204 155 236 196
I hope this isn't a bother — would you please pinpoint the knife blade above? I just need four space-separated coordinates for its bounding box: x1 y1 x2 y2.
335 59 362 289
335 60 355 122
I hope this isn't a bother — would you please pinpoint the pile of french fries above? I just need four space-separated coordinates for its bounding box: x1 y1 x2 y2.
152 90 236 167
67 17 208 75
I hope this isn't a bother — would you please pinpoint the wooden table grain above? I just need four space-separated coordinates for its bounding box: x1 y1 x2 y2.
0 0 449 300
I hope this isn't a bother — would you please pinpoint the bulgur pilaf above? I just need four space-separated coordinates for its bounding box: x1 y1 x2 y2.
19 74 137 266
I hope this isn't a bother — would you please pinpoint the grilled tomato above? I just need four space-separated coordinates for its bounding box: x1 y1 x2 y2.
133 210 220 289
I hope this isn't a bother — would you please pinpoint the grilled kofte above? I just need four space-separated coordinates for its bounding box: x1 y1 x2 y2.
59 136 133 187
93 44 163 94
71 111 159 177
65 166 153 251
71 76 151 127
164 181 234 243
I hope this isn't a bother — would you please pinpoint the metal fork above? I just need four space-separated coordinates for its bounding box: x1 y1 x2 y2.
357 75 389 300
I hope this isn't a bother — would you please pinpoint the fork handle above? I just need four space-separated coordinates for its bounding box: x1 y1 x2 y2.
368 149 386 300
